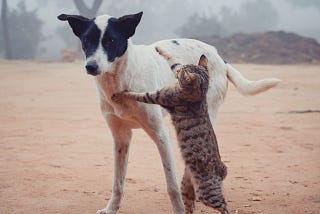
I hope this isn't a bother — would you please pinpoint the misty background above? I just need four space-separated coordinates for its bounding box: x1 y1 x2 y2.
0 0 319 60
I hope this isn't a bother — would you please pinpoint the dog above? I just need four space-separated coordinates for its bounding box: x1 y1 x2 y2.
58 12 280 214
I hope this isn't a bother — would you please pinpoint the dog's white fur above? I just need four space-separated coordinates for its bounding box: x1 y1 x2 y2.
91 16 280 214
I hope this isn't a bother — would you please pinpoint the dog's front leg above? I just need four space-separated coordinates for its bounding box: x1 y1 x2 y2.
97 114 132 214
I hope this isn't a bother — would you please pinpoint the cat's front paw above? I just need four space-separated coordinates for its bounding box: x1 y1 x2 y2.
111 93 123 103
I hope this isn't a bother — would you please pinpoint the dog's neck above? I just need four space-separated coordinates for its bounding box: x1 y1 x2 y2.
94 40 135 99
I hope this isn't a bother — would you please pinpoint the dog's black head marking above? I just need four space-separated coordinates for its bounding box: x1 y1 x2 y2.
81 23 101 59
101 17 128 63
101 12 143 62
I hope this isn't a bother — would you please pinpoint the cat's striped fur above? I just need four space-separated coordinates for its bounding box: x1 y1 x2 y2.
112 48 229 214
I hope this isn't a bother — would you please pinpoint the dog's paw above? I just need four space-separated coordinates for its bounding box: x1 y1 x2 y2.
111 93 123 103
96 209 116 214
96 210 105 214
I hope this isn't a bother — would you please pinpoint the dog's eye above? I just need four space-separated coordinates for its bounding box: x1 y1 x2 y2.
104 38 114 46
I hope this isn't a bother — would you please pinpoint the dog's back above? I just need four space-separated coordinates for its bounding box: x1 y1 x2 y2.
151 38 280 125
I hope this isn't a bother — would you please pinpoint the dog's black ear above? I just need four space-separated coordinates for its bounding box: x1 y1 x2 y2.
117 12 143 39
57 14 90 38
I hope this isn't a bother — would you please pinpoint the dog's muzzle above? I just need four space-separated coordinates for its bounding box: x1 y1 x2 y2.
85 61 100 76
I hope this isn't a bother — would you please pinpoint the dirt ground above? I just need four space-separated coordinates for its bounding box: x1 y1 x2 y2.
0 60 319 214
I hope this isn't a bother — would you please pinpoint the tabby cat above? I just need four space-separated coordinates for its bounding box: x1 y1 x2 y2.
112 47 229 214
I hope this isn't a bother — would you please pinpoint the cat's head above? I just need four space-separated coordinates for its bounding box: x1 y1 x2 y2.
156 46 209 100
176 55 209 92
171 55 209 101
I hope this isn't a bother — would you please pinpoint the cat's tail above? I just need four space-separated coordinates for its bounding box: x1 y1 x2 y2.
226 63 281 95
155 46 181 72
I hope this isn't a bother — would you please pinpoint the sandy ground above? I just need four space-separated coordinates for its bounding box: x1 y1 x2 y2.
0 60 319 214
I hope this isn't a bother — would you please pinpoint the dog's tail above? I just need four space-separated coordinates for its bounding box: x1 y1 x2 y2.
155 46 181 72
226 63 281 95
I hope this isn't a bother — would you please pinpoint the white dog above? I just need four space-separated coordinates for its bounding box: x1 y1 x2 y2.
58 12 280 214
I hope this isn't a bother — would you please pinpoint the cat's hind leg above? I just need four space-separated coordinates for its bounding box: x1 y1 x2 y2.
181 168 195 214
196 175 230 214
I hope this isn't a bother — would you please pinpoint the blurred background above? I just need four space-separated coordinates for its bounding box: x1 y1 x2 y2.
1 0 320 64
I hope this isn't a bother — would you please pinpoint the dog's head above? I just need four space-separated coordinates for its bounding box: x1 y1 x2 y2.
58 12 143 76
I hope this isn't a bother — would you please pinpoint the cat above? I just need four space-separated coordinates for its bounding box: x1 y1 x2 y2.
112 47 229 214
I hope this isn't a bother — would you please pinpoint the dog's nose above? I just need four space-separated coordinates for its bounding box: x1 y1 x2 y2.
85 62 100 76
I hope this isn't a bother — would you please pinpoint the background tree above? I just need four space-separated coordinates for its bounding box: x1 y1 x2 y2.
73 0 103 18
220 0 278 35
286 0 320 10
1 0 12 59
176 14 223 38
177 0 279 38
0 1 44 59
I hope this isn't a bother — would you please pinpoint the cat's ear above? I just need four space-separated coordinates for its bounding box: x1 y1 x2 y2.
58 14 90 38
198 54 208 70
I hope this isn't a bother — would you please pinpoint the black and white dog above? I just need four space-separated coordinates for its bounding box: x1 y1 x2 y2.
58 12 280 214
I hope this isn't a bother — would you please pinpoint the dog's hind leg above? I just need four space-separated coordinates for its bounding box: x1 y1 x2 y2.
140 108 185 214
97 115 132 214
